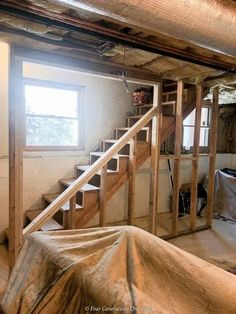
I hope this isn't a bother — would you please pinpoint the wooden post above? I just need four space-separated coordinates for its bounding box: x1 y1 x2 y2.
190 85 203 231
128 136 137 225
69 195 76 229
149 83 161 234
99 164 107 227
206 86 219 227
172 80 184 236
9 48 24 268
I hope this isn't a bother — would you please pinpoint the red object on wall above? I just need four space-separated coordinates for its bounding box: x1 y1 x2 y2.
133 88 152 105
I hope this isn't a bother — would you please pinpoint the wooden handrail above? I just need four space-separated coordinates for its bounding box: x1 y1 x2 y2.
23 106 158 237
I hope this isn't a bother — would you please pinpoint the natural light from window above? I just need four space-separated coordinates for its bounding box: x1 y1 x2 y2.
24 84 79 147
183 107 210 149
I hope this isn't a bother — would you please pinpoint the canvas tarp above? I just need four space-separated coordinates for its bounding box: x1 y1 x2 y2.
1 226 236 314
214 170 236 221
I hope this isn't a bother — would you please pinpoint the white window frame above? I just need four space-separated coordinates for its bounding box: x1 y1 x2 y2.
183 106 211 151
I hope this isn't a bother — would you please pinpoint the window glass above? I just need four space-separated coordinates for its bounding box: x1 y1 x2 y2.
24 83 80 147
25 85 78 118
183 107 210 148
183 109 195 126
201 107 209 126
26 117 78 146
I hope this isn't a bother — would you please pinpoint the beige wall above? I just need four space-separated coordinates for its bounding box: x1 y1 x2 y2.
232 154 236 168
0 42 235 239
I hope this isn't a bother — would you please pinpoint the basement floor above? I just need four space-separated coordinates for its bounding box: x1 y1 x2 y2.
0 219 235 301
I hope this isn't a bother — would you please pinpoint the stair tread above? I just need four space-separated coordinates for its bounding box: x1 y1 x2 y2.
90 151 128 158
162 90 177 95
132 104 153 108
125 115 143 118
76 165 117 175
162 101 176 105
115 127 149 131
43 193 83 211
26 209 64 231
60 179 100 191
163 114 176 117
102 139 148 144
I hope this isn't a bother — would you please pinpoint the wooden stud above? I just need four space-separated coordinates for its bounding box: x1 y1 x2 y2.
149 83 161 235
206 87 219 227
172 80 184 236
128 136 137 225
99 164 107 227
69 195 76 229
8 49 24 268
190 85 203 231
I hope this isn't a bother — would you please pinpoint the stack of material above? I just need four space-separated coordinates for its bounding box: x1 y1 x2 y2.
1 226 236 314
214 170 236 222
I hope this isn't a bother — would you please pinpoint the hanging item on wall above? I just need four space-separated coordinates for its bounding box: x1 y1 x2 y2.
133 88 153 105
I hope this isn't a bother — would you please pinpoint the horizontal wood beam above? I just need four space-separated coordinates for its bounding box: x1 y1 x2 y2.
10 45 161 84
1 0 236 72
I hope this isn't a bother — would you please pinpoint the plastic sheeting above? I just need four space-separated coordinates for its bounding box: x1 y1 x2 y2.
1 226 236 313
214 170 236 221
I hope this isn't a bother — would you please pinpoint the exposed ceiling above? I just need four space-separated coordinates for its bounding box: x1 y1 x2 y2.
1 0 236 85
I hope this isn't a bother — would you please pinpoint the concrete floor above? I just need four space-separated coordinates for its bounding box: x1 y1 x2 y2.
168 219 236 274
0 218 235 301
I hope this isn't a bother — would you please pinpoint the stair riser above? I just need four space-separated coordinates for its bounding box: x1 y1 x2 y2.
162 93 177 103
77 169 126 192
103 142 130 155
90 155 118 171
77 169 100 187
134 106 152 115
60 183 99 208
115 129 149 142
125 117 152 128
74 205 98 229
77 190 99 208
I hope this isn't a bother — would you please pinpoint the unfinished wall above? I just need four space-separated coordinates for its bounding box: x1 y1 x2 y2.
217 106 236 153
87 152 236 227
232 154 236 168
1 43 236 239
0 42 9 240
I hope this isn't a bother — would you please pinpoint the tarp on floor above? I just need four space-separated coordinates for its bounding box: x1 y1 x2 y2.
1 226 236 314
214 170 236 221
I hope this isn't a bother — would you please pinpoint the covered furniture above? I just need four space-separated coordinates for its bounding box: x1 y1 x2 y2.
1 226 236 314
214 170 236 221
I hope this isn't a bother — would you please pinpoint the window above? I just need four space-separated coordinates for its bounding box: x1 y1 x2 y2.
183 107 211 149
24 80 84 149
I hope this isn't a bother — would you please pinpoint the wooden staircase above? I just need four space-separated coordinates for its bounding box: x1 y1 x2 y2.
23 82 205 234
